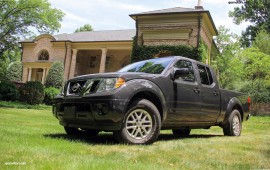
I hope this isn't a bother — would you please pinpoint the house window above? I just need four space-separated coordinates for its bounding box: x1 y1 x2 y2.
142 29 192 40
38 50 49 61
88 56 97 67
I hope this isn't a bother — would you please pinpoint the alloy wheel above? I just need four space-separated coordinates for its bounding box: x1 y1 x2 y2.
125 109 153 140
232 115 240 136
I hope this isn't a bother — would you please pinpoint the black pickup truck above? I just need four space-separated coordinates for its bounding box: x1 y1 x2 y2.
53 56 251 144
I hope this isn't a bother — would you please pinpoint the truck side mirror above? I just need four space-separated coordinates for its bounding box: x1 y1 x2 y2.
174 68 190 79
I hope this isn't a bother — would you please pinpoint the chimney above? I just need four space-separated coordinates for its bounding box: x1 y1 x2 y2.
195 0 204 9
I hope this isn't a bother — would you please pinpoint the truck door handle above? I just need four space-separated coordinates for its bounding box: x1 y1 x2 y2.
213 91 219 96
194 88 200 94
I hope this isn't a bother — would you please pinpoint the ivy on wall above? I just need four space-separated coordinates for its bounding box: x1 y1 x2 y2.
198 40 209 64
131 38 202 63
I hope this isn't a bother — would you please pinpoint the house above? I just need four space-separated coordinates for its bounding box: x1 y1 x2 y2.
20 2 218 83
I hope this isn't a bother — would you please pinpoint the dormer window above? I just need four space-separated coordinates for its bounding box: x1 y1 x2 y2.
38 50 49 61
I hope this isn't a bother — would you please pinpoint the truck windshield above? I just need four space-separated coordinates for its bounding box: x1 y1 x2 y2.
118 57 173 74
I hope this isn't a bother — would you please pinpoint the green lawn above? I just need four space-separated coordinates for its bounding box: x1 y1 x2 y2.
0 107 269 170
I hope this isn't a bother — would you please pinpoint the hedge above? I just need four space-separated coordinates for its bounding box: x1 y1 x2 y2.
0 81 19 101
19 81 44 105
131 38 202 63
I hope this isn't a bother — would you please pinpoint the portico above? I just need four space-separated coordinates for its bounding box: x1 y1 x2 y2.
24 62 51 84
66 41 132 79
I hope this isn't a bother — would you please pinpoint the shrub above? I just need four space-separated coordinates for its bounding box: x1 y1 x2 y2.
45 61 64 89
6 61 22 82
44 87 60 105
0 81 19 101
19 81 44 105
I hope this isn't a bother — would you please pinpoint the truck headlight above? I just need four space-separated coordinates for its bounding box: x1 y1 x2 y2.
96 78 125 92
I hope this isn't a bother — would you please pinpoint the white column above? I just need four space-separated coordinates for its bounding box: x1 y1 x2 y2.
69 49 78 79
42 68 46 84
99 48 107 73
27 67 32 81
46 67 49 77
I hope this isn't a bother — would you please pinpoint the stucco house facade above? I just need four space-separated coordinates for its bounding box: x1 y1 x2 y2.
20 4 218 84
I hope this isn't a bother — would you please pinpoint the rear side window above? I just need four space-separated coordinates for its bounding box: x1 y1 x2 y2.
174 60 195 82
206 67 213 84
197 64 213 85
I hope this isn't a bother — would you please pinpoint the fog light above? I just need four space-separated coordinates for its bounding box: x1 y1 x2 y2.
96 103 109 115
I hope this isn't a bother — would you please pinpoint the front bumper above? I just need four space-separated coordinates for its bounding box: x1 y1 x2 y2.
53 95 128 131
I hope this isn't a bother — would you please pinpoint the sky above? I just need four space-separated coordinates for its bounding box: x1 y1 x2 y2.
48 0 249 35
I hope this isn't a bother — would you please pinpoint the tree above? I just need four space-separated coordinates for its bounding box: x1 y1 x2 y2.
45 61 64 89
213 26 243 90
253 30 270 55
74 24 93 33
229 0 270 47
239 47 270 103
0 46 21 80
233 29 270 106
6 61 23 82
0 0 65 58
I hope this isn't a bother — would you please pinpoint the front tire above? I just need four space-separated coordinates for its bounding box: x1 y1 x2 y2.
113 99 161 144
223 110 242 136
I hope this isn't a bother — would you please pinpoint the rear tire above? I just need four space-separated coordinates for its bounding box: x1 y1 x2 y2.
223 110 242 136
172 129 191 136
113 99 161 145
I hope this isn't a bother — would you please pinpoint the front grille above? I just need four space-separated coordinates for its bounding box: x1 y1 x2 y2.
66 79 103 96
68 80 87 95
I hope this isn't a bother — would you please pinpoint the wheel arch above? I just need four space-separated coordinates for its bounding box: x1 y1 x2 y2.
127 90 166 122
222 97 244 126
232 104 244 121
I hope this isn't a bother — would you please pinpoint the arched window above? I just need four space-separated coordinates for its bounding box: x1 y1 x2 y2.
38 50 49 60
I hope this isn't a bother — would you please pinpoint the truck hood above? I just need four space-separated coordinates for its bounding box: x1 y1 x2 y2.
69 72 165 82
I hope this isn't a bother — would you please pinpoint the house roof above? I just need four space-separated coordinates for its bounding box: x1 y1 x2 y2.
53 29 136 42
130 7 205 16
20 29 136 43
130 7 218 35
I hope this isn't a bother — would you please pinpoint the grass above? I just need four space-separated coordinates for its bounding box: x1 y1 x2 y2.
0 101 51 110
0 107 269 170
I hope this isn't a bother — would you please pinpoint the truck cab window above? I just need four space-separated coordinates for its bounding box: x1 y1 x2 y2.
174 60 195 82
206 67 213 84
197 64 213 85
